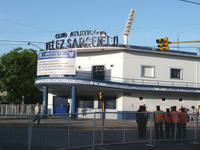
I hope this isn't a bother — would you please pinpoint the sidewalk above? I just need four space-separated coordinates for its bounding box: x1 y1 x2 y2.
102 142 200 150
0 117 198 129
0 116 200 150
69 141 200 150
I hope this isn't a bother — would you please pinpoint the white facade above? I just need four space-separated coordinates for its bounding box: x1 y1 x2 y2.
36 46 200 116
77 51 124 79
123 51 198 83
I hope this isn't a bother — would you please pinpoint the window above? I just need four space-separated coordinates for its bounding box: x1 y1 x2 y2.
141 65 155 78
170 68 182 79
139 97 143 100
78 97 94 108
98 97 116 109
92 65 105 80
179 98 183 102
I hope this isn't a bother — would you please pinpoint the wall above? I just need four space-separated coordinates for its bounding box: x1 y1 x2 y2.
77 51 124 80
120 91 200 112
48 93 54 114
123 51 198 84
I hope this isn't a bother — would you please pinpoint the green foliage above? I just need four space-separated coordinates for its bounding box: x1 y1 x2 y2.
0 48 42 104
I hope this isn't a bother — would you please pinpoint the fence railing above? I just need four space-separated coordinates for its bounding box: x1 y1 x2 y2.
0 112 199 150
76 71 200 88
0 104 42 115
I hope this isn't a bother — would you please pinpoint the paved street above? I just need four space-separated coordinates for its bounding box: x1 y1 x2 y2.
0 117 200 150
88 142 200 150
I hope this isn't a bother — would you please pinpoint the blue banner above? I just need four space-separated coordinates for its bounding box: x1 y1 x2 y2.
38 50 76 60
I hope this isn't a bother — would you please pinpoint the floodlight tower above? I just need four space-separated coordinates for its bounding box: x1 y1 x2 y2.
123 9 136 45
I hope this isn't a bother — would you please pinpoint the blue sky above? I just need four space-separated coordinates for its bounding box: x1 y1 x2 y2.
0 0 200 55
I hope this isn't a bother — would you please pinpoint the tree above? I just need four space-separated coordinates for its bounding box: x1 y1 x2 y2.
0 48 42 104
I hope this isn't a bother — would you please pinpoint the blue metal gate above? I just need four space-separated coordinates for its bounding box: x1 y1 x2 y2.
53 96 67 114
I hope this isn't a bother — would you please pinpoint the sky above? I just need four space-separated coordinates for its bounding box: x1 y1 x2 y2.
0 0 200 55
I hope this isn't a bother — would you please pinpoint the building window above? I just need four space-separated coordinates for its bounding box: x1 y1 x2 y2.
170 68 182 79
139 97 143 100
98 97 116 109
78 97 94 108
141 65 155 78
92 65 105 80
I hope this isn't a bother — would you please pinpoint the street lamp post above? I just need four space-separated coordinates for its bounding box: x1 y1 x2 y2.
28 42 44 51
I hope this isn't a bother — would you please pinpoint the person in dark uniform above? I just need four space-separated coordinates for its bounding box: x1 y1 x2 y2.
136 106 144 138
164 108 171 138
142 105 148 138
136 105 148 138
66 102 70 113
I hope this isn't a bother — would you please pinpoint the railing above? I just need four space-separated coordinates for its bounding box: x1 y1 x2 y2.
0 104 42 115
0 112 199 150
75 72 200 88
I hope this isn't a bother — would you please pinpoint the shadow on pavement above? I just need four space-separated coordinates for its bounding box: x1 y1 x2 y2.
68 141 200 150
98 141 200 150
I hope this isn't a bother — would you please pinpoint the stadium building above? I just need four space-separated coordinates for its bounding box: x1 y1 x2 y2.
35 30 200 119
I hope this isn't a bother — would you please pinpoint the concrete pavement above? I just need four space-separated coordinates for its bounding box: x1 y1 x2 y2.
0 116 200 150
67 141 200 150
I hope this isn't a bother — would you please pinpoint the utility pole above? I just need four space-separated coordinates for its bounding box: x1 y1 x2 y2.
99 91 105 113
99 91 105 126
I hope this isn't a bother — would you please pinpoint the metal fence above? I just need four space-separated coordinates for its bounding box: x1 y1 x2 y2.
76 72 200 88
0 112 199 150
0 104 42 115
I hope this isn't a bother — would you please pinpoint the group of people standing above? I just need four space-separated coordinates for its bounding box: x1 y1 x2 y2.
136 105 191 139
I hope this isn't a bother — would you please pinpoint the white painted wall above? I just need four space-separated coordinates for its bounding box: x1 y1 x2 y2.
123 51 198 84
121 91 200 112
47 93 54 114
77 51 124 80
196 59 200 84
116 95 123 111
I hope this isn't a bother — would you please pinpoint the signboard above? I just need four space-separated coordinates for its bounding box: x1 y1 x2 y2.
46 30 118 50
37 49 76 76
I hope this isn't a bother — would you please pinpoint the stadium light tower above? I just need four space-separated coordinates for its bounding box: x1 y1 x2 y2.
123 8 136 45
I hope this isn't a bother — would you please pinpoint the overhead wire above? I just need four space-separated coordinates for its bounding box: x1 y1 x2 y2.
0 17 56 33
0 39 45 44
0 40 45 50
0 42 29 46
0 15 200 51
179 0 200 5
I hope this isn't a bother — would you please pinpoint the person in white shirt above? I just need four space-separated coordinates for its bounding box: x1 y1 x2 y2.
33 103 41 125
